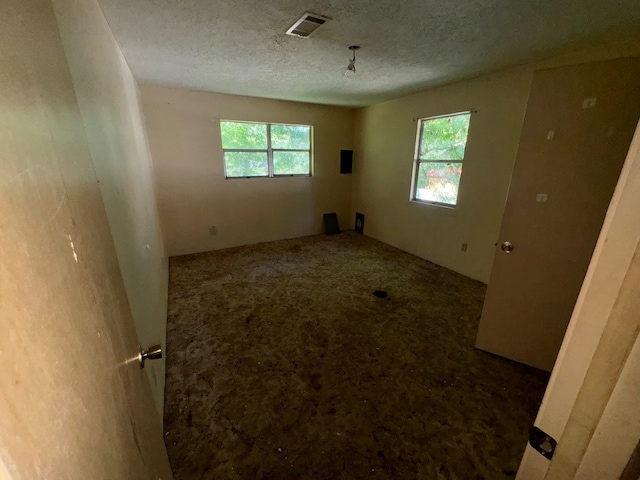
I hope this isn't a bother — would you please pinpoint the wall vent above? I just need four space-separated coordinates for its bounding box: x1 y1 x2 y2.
286 12 329 38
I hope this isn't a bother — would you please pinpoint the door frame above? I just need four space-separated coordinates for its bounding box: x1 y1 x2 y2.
517 119 640 479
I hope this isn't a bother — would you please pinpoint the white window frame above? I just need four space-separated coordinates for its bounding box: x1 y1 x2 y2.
410 111 471 208
220 120 313 178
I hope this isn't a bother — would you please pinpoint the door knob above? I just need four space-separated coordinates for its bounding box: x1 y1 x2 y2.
139 344 163 369
501 241 514 254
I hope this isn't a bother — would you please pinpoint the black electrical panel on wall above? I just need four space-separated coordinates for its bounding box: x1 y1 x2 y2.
340 150 353 174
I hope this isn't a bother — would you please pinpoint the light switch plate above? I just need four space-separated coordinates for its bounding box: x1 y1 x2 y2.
582 97 597 109
536 193 548 203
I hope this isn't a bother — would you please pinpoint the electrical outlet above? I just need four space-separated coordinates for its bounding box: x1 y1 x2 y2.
209 225 217 236
461 243 468 252
582 97 597 109
536 193 548 203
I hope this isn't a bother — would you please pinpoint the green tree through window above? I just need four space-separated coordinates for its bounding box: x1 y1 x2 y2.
412 112 470 206
220 121 312 177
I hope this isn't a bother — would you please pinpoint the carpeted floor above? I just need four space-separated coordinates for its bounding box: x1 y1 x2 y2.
164 232 549 479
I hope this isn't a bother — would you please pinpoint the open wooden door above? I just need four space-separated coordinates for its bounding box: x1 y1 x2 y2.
516 120 640 479
476 58 640 371
0 1 172 478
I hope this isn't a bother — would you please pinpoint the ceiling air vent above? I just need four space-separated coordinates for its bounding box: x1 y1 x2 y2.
286 12 329 38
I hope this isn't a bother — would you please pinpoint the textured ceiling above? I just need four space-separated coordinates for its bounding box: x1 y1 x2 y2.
96 0 640 106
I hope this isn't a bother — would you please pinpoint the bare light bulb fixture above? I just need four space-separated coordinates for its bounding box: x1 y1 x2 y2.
345 45 360 75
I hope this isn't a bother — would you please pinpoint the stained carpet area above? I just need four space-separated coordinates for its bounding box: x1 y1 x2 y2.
164 232 549 479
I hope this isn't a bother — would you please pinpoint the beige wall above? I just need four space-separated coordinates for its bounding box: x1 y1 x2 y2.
352 68 532 282
352 41 640 284
51 0 168 418
0 0 172 478
140 85 355 256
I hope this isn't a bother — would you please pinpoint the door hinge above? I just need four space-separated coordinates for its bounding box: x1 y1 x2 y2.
529 426 557 460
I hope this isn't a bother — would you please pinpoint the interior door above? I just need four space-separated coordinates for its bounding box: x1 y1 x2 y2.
516 124 640 479
0 1 172 478
475 58 640 371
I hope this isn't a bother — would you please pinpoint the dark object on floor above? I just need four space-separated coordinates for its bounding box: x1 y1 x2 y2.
323 213 340 235
373 289 388 298
355 212 365 234
340 149 353 174
165 232 549 479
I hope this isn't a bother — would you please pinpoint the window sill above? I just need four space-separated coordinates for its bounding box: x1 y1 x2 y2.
410 199 458 216
225 174 312 179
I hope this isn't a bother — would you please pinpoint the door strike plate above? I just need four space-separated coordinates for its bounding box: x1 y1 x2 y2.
529 426 557 460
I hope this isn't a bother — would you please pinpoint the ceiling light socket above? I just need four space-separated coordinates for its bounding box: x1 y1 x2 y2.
345 45 361 76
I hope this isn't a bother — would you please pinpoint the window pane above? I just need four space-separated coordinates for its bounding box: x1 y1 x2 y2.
415 162 462 205
224 152 268 177
273 151 310 175
271 124 310 150
220 121 267 149
419 114 470 160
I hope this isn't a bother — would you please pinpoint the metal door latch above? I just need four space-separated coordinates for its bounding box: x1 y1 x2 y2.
139 344 163 369
529 426 557 460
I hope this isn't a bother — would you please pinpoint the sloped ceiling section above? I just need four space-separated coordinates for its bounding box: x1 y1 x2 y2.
97 0 640 106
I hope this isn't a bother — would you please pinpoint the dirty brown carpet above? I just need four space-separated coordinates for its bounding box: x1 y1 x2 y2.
164 232 549 479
